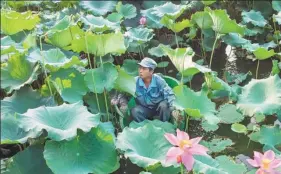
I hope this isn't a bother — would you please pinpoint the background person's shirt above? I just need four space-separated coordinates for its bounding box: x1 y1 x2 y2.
135 74 175 109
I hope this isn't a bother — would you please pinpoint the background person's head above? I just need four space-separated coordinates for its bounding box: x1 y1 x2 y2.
137 57 157 80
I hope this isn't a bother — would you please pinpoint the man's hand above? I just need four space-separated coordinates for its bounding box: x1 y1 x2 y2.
171 109 184 124
110 98 118 105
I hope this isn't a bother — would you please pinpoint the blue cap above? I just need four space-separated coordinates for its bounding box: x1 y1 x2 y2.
138 57 157 70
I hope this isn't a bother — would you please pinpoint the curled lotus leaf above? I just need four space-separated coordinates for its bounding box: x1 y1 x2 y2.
114 66 136 96
116 1 137 19
1 10 40 35
190 11 213 29
237 75 281 117
241 10 267 27
17 101 101 141
125 28 155 44
44 126 119 174
1 53 40 94
116 123 175 168
79 1 117 16
160 15 192 33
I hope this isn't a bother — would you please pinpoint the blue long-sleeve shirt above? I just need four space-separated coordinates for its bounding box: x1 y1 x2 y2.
135 74 175 109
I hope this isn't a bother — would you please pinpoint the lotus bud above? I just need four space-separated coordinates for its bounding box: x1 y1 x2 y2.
139 16 146 25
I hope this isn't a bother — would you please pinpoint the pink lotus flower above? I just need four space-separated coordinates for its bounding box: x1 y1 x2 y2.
247 150 281 174
164 129 209 171
139 16 146 25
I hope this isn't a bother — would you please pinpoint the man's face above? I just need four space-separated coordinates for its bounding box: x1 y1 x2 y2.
138 66 153 79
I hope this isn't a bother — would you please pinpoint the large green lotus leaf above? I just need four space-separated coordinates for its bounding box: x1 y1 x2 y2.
3 144 52 174
242 42 277 52
274 12 281 25
163 75 180 89
44 127 119 174
17 101 100 141
1 114 41 144
160 15 192 33
237 75 281 117
202 0 216 6
1 53 40 94
273 1 281 12
142 1 166 9
217 104 244 124
83 92 110 115
79 1 117 16
1 86 55 118
1 10 40 35
200 138 233 153
45 16 84 49
190 11 213 29
116 123 174 168
84 62 118 93
148 44 170 58
221 33 250 47
106 12 123 23
140 8 163 29
129 120 176 133
50 68 88 103
161 46 211 76
1 36 25 62
81 14 119 33
27 48 83 70
173 85 220 126
121 59 139 76
215 155 247 174
116 2 137 19
253 48 276 60
205 7 245 35
114 66 136 96
241 10 267 27
125 28 155 44
249 125 281 148
67 31 126 56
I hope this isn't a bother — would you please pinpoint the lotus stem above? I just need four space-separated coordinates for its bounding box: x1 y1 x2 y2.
256 60 260 79
247 139 251 149
180 163 184 174
175 32 179 48
189 81 192 89
273 18 280 52
85 35 101 113
185 115 190 132
139 44 145 58
39 36 53 96
103 89 110 121
209 33 219 69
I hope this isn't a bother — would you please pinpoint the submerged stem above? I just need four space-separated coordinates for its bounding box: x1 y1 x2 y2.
256 60 260 79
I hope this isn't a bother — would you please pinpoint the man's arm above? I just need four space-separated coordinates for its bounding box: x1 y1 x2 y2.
158 77 176 109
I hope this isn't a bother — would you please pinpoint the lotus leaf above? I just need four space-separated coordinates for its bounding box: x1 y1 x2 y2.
129 120 176 133
116 123 174 168
163 75 180 89
79 1 117 16
44 127 119 174
253 1 273 19
161 46 211 76
222 33 250 47
1 53 40 94
116 2 137 19
142 1 166 9
125 28 155 44
17 101 100 141
217 104 244 124
273 1 281 12
148 44 170 58
274 12 281 25
3 144 52 174
157 61 169 68
242 10 267 27
107 13 123 23
1 36 25 62
237 75 281 117
253 48 275 60
249 125 281 150
81 14 119 33
205 7 245 35
193 155 227 174
215 155 247 174
231 123 247 134
121 59 139 76
271 60 280 75
50 68 88 103
1 10 40 35
67 31 126 56
173 85 220 127
1 86 55 118
114 66 136 96
84 62 118 93
160 15 192 33
200 138 233 153
45 16 84 48
191 11 213 29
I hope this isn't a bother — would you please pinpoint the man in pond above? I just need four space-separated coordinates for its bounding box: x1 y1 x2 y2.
131 57 179 122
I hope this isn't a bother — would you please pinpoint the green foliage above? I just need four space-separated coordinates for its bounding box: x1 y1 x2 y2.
217 104 244 124
79 1 117 16
200 138 233 153
242 10 267 27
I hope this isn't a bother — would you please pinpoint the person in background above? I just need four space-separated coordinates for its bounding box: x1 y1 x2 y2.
131 57 179 122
